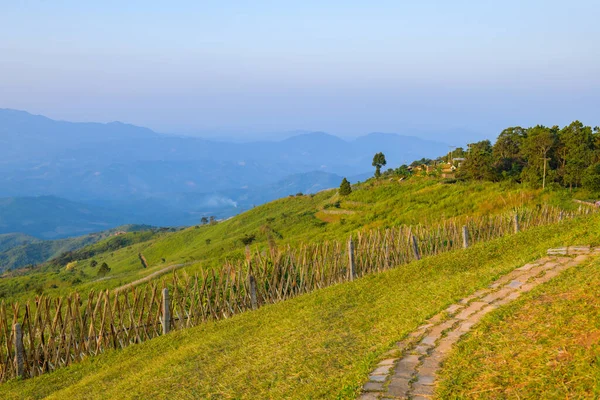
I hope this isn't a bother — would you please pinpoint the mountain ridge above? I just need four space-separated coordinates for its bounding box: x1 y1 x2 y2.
0 108 453 236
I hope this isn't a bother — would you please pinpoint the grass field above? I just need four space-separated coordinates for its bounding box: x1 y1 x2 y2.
436 251 600 399
1 213 598 399
0 178 581 303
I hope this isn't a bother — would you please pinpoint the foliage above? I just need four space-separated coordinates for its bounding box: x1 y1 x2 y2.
372 152 387 178
457 121 600 190
458 140 494 181
583 163 600 192
240 234 257 246
339 178 352 196
97 262 111 277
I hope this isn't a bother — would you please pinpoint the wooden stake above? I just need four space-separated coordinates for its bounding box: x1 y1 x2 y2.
13 323 24 378
514 213 520 233
161 288 170 335
411 235 420 260
249 275 257 310
462 226 469 248
347 238 355 280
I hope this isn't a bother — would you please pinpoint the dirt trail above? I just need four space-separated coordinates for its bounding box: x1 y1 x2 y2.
113 260 199 293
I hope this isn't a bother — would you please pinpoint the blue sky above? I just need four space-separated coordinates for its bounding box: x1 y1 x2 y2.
1 1 598 142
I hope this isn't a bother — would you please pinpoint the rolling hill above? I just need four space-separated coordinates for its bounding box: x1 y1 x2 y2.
0 177 581 303
0 224 154 272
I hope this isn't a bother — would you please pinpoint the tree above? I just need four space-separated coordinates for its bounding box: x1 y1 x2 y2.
395 164 411 177
97 262 111 277
372 152 387 178
209 216 217 225
521 125 557 189
90 260 98 268
200 217 209 225
410 158 432 167
459 140 494 181
492 127 526 179
557 121 594 189
583 163 600 192
339 178 352 196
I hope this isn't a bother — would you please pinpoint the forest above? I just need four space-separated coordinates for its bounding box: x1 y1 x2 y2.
379 121 600 192
458 121 600 190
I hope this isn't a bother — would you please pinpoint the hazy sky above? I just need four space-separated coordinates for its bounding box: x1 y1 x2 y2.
1 1 599 142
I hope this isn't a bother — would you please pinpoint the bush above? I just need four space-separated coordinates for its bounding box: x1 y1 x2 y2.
240 234 256 246
97 262 111 277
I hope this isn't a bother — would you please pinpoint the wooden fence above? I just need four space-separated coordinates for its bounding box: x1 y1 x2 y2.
0 204 593 382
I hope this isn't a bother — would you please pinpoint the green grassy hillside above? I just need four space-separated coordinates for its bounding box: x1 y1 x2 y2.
0 225 155 273
1 213 598 399
0 178 580 303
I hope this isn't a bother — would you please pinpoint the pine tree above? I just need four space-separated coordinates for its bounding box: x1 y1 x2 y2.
339 178 352 196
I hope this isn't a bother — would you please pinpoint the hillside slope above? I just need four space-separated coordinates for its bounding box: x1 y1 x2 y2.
1 214 598 399
0 178 580 303
0 224 154 272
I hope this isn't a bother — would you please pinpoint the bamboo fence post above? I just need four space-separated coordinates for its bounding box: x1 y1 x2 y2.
514 213 520 233
13 322 24 378
411 235 420 261
462 226 469 248
347 238 356 280
249 275 258 310
161 288 170 335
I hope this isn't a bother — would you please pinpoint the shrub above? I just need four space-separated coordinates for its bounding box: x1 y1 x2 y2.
97 262 111 277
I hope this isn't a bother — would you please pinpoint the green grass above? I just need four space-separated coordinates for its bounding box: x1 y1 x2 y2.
2 214 599 399
436 252 600 399
0 178 580 303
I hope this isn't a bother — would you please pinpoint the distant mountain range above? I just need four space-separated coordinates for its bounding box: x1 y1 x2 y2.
0 108 452 239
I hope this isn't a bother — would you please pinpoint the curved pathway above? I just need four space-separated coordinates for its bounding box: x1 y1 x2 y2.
359 246 596 400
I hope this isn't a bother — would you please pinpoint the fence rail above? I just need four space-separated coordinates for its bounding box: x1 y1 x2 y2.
0 204 594 382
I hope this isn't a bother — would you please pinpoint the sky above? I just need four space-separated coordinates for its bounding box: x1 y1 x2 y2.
1 0 599 142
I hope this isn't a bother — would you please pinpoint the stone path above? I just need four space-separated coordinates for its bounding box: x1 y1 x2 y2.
359 246 597 400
